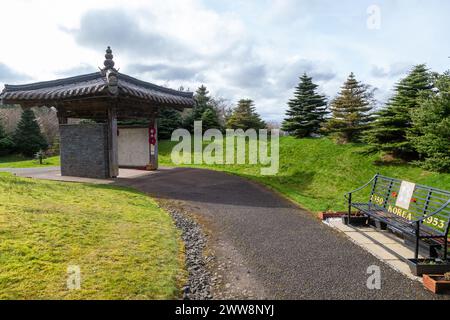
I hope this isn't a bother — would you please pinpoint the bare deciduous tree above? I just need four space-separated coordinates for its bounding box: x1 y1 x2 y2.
0 105 22 133
34 106 59 146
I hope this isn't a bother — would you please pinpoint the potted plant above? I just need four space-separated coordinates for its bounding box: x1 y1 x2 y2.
423 273 450 294
407 259 450 276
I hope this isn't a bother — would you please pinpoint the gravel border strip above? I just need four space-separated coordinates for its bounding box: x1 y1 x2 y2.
168 208 213 300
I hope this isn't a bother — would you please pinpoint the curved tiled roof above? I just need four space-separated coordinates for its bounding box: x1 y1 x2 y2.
0 71 194 107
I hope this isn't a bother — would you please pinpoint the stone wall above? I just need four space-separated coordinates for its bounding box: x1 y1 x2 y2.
59 124 109 178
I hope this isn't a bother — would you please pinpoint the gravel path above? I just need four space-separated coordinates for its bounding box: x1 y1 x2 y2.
118 167 448 300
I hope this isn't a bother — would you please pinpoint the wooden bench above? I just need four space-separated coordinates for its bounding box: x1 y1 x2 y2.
345 174 450 260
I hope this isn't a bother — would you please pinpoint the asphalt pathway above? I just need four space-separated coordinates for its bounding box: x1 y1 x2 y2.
117 167 447 300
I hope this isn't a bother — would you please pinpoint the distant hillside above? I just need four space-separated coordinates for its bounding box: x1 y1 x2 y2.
159 137 450 212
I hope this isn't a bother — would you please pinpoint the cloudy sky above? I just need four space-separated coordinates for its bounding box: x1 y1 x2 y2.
0 0 449 121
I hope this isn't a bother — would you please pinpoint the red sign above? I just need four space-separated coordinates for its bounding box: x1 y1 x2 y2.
149 126 156 145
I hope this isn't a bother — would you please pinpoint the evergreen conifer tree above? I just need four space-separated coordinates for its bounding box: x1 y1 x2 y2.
324 73 374 143
158 108 182 139
226 99 266 131
183 85 222 132
364 64 433 159
282 73 328 138
201 108 221 131
409 71 450 172
12 109 48 157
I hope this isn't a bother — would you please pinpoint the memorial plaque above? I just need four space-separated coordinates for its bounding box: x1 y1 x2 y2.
396 181 416 210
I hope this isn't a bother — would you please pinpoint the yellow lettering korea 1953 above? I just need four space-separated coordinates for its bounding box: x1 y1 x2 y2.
387 205 412 221
372 196 445 230
386 205 445 230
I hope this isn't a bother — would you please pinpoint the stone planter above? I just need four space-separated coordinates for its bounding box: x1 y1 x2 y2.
407 259 450 276
317 212 346 220
423 274 450 294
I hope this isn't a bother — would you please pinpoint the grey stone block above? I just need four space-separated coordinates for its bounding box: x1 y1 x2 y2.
60 124 110 178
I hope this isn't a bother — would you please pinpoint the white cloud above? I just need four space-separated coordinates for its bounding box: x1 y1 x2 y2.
0 0 449 122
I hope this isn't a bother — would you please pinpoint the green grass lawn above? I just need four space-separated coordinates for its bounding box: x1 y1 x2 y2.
0 154 60 168
159 137 450 212
0 173 185 299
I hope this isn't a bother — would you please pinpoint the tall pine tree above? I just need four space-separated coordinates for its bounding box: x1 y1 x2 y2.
364 64 433 159
408 71 450 172
226 99 266 131
324 73 374 143
281 73 328 138
12 109 48 157
183 85 222 132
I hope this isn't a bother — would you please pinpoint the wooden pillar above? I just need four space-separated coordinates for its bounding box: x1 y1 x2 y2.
108 107 119 178
57 107 68 124
148 116 158 170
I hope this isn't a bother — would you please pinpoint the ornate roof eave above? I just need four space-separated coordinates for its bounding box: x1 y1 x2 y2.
0 47 195 110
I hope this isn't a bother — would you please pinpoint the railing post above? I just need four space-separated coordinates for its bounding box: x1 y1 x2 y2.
348 193 352 226
369 174 379 208
384 180 394 209
415 221 420 260
444 236 448 261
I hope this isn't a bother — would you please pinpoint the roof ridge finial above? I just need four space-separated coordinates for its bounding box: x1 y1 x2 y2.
103 46 115 70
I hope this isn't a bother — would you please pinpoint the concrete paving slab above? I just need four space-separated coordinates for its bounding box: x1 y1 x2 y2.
388 243 419 260
346 232 376 244
363 243 399 260
361 231 399 244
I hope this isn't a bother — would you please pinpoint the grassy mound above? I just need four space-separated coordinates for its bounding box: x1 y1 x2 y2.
0 173 184 299
159 137 450 212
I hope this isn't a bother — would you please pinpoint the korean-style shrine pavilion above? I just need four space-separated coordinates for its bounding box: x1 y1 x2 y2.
0 47 195 178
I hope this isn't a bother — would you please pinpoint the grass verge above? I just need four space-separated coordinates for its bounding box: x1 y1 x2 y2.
0 173 185 299
0 155 60 168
